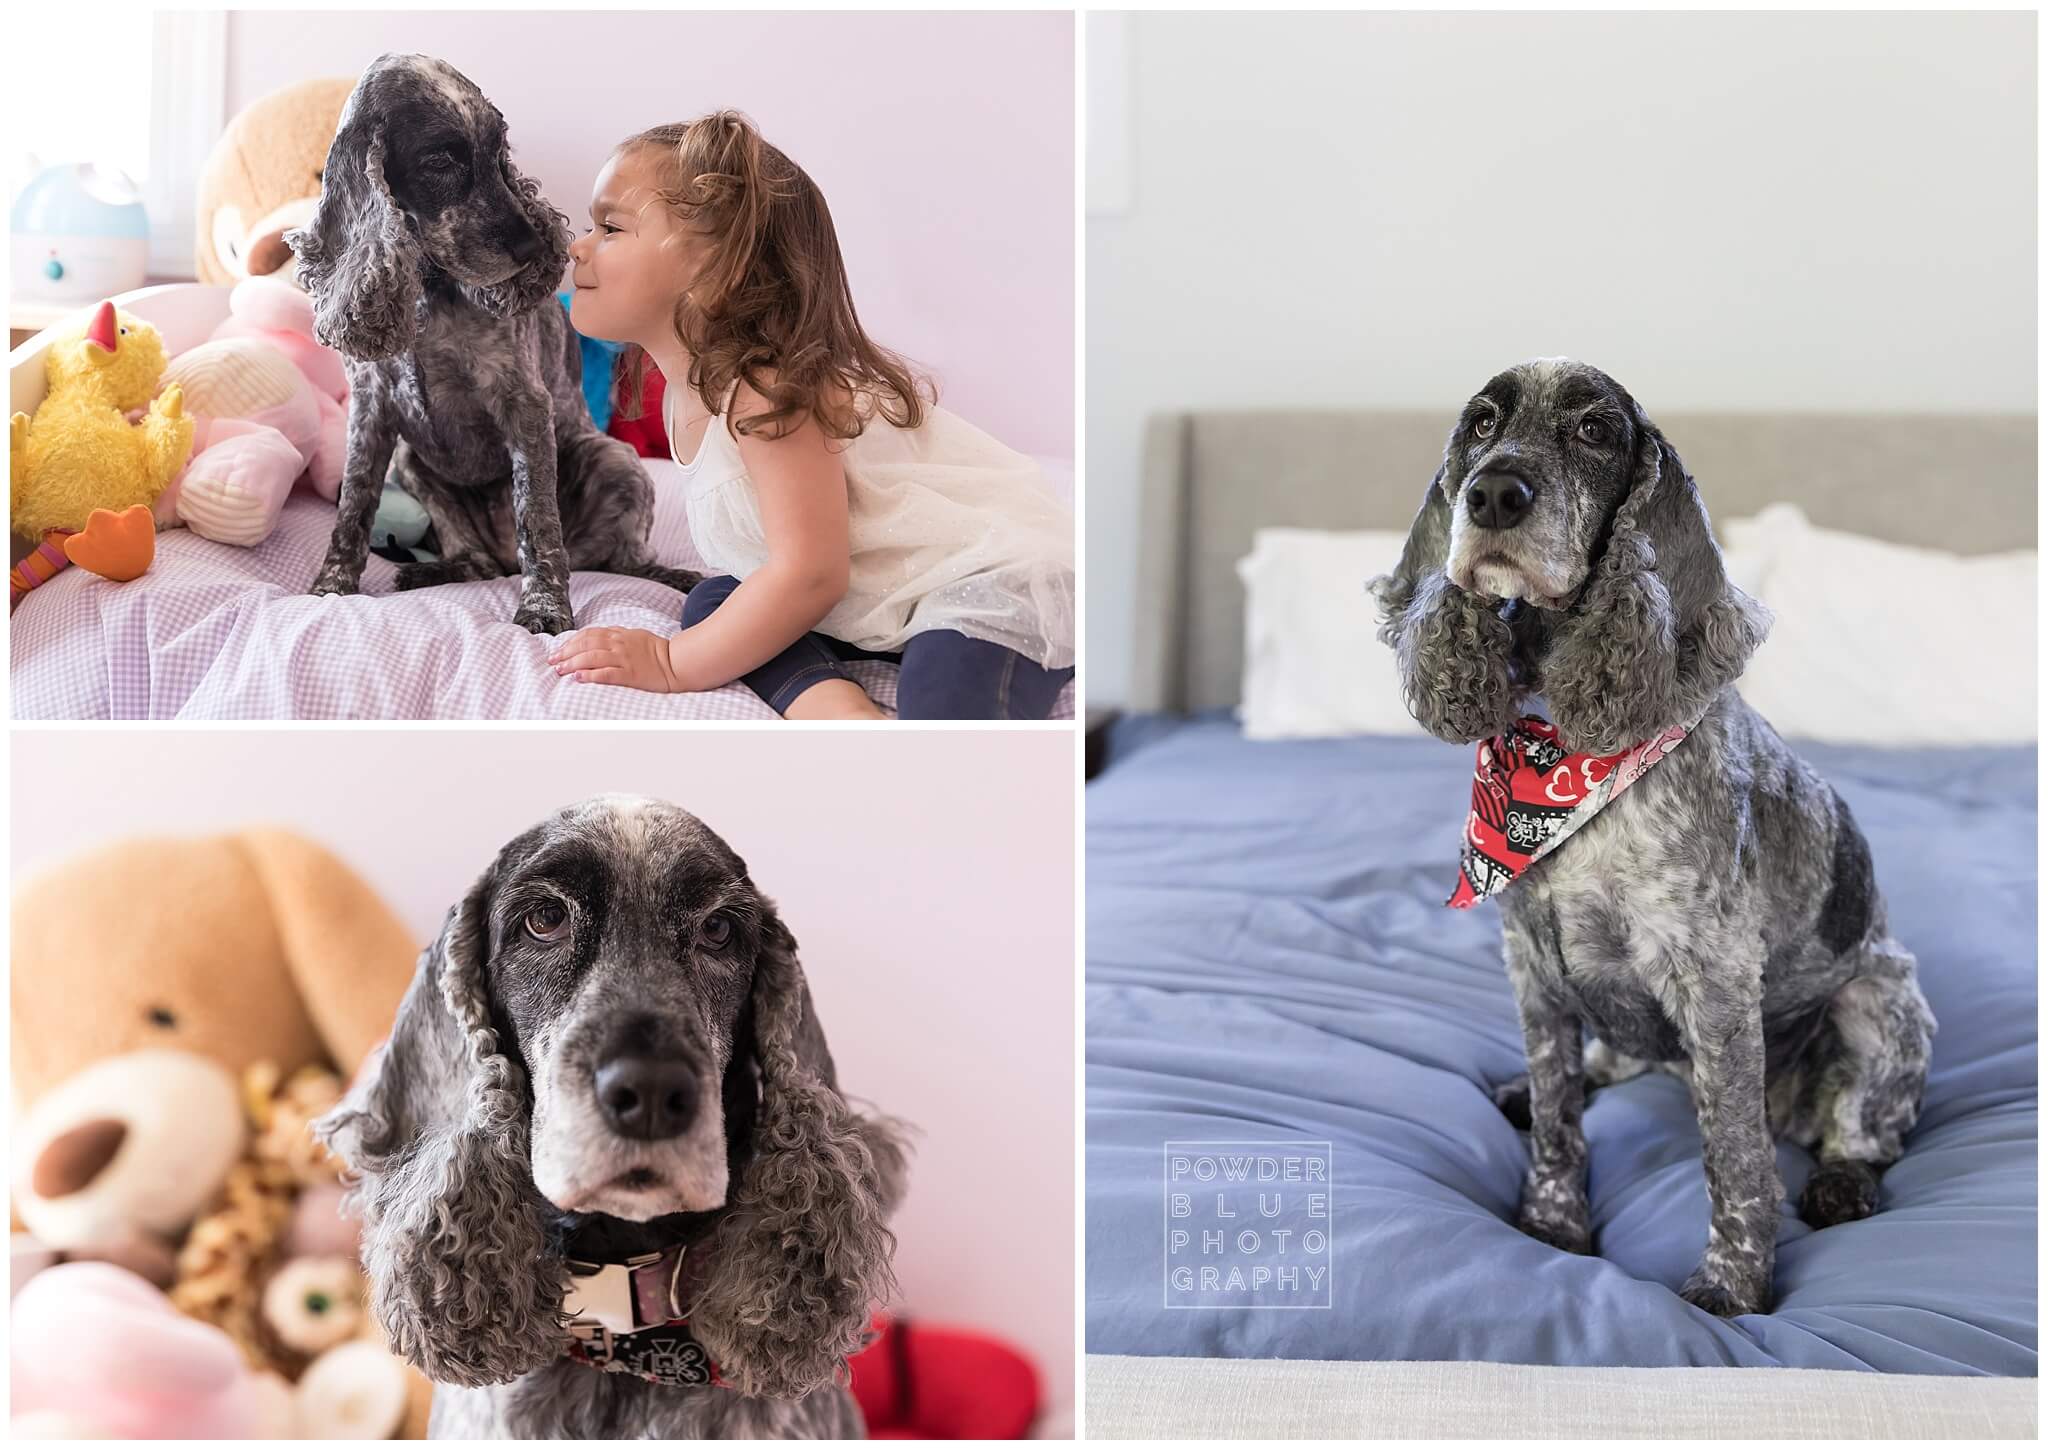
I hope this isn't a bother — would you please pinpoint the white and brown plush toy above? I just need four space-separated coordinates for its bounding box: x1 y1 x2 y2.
195 78 354 288
10 830 432 1437
154 333 337 547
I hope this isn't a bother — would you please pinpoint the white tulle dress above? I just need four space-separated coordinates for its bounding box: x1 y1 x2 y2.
666 386 1076 671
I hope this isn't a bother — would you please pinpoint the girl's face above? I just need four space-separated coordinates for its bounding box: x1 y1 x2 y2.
567 149 699 347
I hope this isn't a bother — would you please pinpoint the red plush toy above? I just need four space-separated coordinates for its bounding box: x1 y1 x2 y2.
606 366 670 459
848 1312 1041 1439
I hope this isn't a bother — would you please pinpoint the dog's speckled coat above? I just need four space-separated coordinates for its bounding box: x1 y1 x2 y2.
1372 359 1935 1317
287 54 699 634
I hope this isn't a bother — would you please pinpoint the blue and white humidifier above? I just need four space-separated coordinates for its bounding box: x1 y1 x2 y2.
11 162 151 302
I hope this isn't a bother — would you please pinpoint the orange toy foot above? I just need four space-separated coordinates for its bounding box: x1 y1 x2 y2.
63 504 156 582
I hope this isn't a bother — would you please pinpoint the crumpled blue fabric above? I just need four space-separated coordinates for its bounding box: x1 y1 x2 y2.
1086 713 2037 1374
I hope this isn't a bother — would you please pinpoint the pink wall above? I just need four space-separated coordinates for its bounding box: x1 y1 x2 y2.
12 728 1077 1421
225 10 1074 456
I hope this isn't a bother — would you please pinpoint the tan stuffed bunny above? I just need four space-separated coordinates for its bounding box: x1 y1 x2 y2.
10 829 431 1436
11 829 415 1104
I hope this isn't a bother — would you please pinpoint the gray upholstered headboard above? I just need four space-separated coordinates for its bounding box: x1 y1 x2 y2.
1129 410 2037 714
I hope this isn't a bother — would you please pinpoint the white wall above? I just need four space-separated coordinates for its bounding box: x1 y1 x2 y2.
1087 10 2037 707
11 728 1076 1419
220 9 1075 456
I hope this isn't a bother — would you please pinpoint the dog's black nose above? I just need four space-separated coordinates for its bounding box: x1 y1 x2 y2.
1468 472 1535 530
593 1055 699 1140
506 228 543 266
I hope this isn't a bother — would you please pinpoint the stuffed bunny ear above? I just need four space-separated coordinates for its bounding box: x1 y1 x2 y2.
1368 459 1520 743
690 907 909 1400
286 110 422 361
313 862 564 1389
231 830 417 1077
1541 413 1772 753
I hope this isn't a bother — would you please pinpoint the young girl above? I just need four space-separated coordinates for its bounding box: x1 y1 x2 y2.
549 113 1075 720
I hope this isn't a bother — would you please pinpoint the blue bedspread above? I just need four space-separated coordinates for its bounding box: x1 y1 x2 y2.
1085 713 2037 1374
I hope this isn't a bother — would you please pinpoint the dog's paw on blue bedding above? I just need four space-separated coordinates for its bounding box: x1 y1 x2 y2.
1799 1159 1881 1227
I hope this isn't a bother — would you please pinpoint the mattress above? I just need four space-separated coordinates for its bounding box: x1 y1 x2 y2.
9 462 1076 722
1084 714 2036 1375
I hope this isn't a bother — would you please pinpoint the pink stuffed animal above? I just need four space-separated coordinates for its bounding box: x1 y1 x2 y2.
134 278 354 550
151 339 321 548
208 276 347 497
153 337 327 546
10 1261 294 1438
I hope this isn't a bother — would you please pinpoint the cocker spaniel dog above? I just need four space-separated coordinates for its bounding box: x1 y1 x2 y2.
1371 358 1935 1317
288 54 698 634
316 796 908 1436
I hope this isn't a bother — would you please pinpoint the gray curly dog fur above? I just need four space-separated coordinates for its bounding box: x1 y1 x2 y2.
1370 358 1935 1318
315 796 910 1437
287 54 700 634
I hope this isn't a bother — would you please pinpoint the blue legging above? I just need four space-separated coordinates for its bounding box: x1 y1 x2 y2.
680 575 1072 720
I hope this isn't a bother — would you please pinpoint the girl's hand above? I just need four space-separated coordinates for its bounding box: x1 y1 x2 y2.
548 627 683 692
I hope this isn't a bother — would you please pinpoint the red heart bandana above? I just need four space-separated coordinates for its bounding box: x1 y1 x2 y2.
1448 716 1692 909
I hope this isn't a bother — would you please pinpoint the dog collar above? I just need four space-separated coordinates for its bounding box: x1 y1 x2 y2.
1447 714 1694 909
559 1244 730 1389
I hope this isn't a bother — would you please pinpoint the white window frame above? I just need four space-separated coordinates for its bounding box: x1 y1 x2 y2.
145 10 227 279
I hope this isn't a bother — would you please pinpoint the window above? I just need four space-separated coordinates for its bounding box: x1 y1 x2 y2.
6 11 225 278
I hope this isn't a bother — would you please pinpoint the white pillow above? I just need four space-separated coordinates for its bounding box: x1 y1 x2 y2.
1722 503 2036 745
1236 527 1422 739
1232 508 2035 746
1232 526 1774 741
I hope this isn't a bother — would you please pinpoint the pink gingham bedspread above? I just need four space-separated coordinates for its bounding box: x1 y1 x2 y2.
10 459 1075 721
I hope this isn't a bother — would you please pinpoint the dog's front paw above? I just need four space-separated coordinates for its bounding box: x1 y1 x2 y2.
1515 1173 1592 1255
1516 1202 1592 1255
309 563 361 597
514 593 574 636
392 561 439 591
1678 1265 1769 1317
1799 1160 1880 1228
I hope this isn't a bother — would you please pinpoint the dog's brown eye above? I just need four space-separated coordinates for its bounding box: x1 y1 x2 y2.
1578 418 1610 446
524 901 569 941
701 911 733 948
1473 413 1497 439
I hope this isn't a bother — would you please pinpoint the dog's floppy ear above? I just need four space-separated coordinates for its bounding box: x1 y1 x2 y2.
1368 458 1520 743
475 147 571 319
286 97 423 361
1541 408 1772 753
690 905 909 1400
312 854 564 1388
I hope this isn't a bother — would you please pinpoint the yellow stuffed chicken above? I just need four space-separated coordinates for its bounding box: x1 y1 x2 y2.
10 301 194 604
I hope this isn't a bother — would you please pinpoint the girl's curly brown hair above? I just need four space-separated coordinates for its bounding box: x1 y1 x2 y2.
613 111 931 441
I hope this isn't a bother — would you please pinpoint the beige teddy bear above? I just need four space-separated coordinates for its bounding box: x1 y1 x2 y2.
195 78 355 288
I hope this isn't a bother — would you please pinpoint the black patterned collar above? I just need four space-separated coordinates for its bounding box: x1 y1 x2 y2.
559 1243 729 1389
